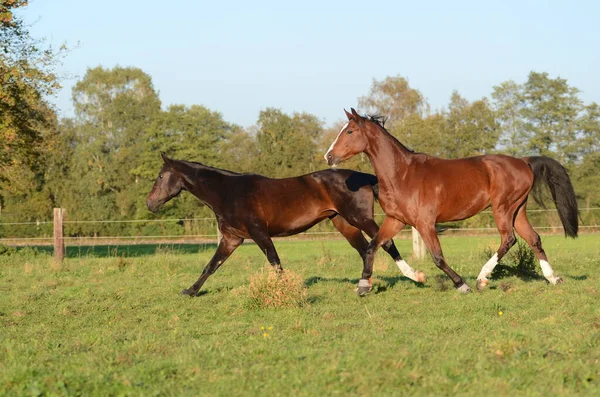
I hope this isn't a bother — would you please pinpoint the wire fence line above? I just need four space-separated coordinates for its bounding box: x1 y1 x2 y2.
2 207 600 227
2 225 600 245
1 207 599 245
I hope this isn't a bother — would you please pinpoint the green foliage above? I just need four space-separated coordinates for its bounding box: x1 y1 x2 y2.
0 0 66 227
521 72 582 162
359 77 499 157
440 91 499 158
358 75 427 123
491 80 528 155
254 108 324 177
3 66 600 238
0 242 16 255
486 239 540 280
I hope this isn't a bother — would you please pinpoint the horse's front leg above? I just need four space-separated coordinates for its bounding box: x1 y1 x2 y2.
416 222 471 293
247 226 283 272
358 218 426 284
358 216 405 296
182 232 243 296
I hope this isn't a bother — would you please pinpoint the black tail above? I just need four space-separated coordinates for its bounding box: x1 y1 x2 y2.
527 156 578 238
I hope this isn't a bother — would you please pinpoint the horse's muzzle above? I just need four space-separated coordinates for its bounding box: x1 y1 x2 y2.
146 198 161 213
325 152 339 167
146 200 156 213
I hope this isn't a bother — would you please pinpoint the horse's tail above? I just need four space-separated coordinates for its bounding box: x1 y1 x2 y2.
526 156 578 238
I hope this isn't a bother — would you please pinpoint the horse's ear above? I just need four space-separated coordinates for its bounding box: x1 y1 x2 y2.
350 108 364 125
161 152 172 164
344 108 353 120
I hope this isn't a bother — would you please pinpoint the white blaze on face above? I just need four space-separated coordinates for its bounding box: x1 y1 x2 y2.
324 122 349 162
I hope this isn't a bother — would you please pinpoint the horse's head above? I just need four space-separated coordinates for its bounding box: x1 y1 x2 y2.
324 108 370 167
146 153 184 213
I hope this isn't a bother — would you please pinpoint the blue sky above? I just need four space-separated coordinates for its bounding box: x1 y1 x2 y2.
20 0 600 128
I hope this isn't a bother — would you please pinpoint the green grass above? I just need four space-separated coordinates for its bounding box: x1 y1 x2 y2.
1 235 599 396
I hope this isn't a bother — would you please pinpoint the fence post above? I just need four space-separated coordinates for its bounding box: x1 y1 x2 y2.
53 208 66 263
412 227 426 260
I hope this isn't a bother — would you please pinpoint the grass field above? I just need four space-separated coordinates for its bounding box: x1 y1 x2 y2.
1 234 599 396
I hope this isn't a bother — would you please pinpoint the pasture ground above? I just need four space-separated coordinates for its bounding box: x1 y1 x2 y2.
1 235 599 396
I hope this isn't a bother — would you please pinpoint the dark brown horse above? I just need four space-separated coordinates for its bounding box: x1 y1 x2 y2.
146 153 425 296
325 108 578 294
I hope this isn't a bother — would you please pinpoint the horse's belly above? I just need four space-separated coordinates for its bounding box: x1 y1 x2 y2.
437 196 490 222
269 211 333 237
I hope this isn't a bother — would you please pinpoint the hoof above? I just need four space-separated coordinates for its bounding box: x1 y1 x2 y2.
356 279 372 296
476 278 489 291
457 283 472 294
549 277 564 285
181 288 196 297
415 271 426 283
356 286 372 296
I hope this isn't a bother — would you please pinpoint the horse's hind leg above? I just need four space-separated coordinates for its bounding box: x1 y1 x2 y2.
475 187 538 290
417 222 471 293
182 232 243 296
330 215 369 258
514 205 563 284
475 206 519 290
358 218 426 283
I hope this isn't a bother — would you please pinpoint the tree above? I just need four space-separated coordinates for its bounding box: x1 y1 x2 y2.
0 0 65 223
254 108 323 177
521 72 582 163
48 66 162 233
441 91 499 158
220 130 259 173
358 75 427 127
491 80 528 156
134 104 239 220
571 102 600 221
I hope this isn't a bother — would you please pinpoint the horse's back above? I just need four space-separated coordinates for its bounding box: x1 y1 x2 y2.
414 154 532 222
246 169 377 236
422 154 531 180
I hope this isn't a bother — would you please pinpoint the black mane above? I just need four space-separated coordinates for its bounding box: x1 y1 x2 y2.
175 159 243 176
367 114 388 128
364 114 415 154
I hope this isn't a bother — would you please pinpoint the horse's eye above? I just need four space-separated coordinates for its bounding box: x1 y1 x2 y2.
159 174 163 179
347 130 353 135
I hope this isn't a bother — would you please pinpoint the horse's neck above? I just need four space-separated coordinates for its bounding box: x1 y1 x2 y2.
364 127 412 184
177 162 227 212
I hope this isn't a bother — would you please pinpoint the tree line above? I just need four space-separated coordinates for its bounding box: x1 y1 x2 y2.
1 2 599 239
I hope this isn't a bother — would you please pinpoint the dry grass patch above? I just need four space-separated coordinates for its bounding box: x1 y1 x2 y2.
246 269 308 309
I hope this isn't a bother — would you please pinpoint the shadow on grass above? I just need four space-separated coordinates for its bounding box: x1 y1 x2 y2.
305 276 358 288
20 243 218 258
304 275 425 294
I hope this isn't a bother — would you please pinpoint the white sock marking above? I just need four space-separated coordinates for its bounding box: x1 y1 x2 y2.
396 259 418 281
540 259 553 278
477 253 498 281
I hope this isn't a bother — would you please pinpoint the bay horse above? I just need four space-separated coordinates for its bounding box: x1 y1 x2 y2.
146 153 425 296
325 108 578 294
